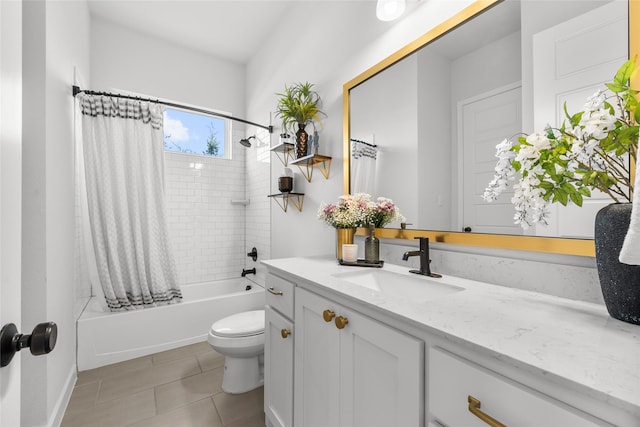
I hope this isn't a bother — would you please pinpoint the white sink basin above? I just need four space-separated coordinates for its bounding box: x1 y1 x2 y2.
333 269 463 302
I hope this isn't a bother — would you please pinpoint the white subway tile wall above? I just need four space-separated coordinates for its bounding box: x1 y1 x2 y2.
165 128 271 285
165 149 245 285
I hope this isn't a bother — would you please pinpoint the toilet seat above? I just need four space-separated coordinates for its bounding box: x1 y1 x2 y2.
210 309 264 338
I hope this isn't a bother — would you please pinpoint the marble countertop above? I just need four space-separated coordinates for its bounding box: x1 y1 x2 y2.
263 256 640 417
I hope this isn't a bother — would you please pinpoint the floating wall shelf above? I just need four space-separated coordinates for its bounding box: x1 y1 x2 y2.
268 192 305 212
270 143 296 166
290 154 332 182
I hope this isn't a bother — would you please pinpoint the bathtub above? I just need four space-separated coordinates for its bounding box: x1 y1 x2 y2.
77 278 265 371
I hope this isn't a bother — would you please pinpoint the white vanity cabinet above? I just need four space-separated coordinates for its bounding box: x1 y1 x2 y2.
294 287 424 427
428 347 612 427
264 274 295 427
263 258 640 427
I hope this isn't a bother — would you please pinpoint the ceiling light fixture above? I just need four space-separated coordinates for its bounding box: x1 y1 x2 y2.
376 0 406 21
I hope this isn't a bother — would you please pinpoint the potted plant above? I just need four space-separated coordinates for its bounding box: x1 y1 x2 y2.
275 82 325 158
483 58 640 324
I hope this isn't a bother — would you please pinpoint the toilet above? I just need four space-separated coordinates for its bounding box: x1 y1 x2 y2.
207 309 265 394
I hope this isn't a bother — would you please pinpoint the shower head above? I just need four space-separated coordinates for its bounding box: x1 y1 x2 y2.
238 136 256 148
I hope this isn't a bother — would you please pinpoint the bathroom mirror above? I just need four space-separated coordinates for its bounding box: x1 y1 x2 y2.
343 0 638 256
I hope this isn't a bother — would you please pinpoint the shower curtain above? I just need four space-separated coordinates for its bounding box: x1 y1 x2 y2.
77 94 181 311
351 138 378 195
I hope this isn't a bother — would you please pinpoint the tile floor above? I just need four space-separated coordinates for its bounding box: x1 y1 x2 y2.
62 341 265 427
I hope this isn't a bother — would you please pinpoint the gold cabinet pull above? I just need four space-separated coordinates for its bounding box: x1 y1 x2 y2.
468 396 506 427
335 315 349 329
281 329 292 338
323 309 336 322
267 287 283 296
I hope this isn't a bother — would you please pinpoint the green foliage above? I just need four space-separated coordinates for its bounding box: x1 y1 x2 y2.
275 82 326 134
204 122 220 156
522 58 637 205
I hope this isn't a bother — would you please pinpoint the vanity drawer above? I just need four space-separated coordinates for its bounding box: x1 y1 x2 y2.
428 347 610 427
265 274 295 319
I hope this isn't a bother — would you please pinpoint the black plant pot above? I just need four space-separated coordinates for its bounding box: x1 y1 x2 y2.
594 203 640 325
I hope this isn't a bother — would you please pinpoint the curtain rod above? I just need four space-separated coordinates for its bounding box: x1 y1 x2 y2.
72 85 273 133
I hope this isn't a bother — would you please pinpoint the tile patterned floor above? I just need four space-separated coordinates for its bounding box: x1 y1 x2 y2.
62 342 265 427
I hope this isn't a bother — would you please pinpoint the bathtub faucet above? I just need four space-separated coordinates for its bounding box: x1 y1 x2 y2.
241 268 256 277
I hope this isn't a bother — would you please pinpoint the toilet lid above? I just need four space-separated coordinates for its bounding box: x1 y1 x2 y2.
210 310 265 338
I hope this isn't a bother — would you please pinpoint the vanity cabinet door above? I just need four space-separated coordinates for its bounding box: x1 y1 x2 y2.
295 288 424 427
265 306 294 427
339 305 423 427
294 288 341 427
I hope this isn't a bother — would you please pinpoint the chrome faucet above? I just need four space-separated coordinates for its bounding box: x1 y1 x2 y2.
402 237 442 278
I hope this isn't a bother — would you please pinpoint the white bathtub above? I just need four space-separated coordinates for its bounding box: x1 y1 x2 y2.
77 278 265 371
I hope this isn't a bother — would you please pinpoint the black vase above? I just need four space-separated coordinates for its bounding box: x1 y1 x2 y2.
296 124 308 158
594 203 640 325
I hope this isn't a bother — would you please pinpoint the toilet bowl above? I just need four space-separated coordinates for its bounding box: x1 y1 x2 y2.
208 309 265 394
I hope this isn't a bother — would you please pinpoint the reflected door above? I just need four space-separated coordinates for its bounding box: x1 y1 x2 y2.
461 84 523 234
533 0 628 238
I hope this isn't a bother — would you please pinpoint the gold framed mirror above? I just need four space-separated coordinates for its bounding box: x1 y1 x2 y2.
343 0 639 256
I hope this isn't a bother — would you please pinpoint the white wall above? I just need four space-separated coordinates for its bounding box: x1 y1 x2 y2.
90 18 246 116
22 0 90 425
248 0 601 303
350 55 419 222
417 49 452 230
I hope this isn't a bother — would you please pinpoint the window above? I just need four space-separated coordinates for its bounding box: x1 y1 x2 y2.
163 108 231 158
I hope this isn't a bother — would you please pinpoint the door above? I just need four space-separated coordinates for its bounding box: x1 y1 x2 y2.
339 307 423 427
461 83 523 234
264 306 294 427
0 0 23 424
294 288 341 427
532 1 628 238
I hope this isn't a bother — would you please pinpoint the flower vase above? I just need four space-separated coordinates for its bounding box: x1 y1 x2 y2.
595 203 640 325
296 123 308 158
336 228 356 261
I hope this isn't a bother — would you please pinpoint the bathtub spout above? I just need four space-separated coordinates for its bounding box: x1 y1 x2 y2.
241 268 256 277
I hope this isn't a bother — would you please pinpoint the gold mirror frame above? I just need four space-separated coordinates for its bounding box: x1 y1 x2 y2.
343 0 639 257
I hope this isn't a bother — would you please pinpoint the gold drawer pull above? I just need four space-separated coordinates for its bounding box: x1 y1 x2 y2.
335 315 349 329
281 329 292 338
468 396 506 427
267 287 283 296
323 309 336 322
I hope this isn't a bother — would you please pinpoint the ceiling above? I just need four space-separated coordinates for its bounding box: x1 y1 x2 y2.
87 0 392 65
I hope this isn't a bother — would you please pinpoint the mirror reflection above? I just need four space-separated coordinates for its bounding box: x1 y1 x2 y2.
349 0 628 239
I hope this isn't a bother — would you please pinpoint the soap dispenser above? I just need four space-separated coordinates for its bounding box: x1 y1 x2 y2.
364 223 380 263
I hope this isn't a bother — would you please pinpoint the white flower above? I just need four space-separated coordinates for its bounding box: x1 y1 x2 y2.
583 90 606 111
526 132 552 151
483 59 637 229
580 108 617 140
482 139 515 202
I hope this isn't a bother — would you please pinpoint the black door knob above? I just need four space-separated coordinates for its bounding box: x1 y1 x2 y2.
0 321 58 367
463 226 472 232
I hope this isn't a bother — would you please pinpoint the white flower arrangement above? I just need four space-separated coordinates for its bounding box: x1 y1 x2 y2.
483 58 638 228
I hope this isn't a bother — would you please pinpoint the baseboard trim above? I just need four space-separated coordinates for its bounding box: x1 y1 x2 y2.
48 364 77 427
